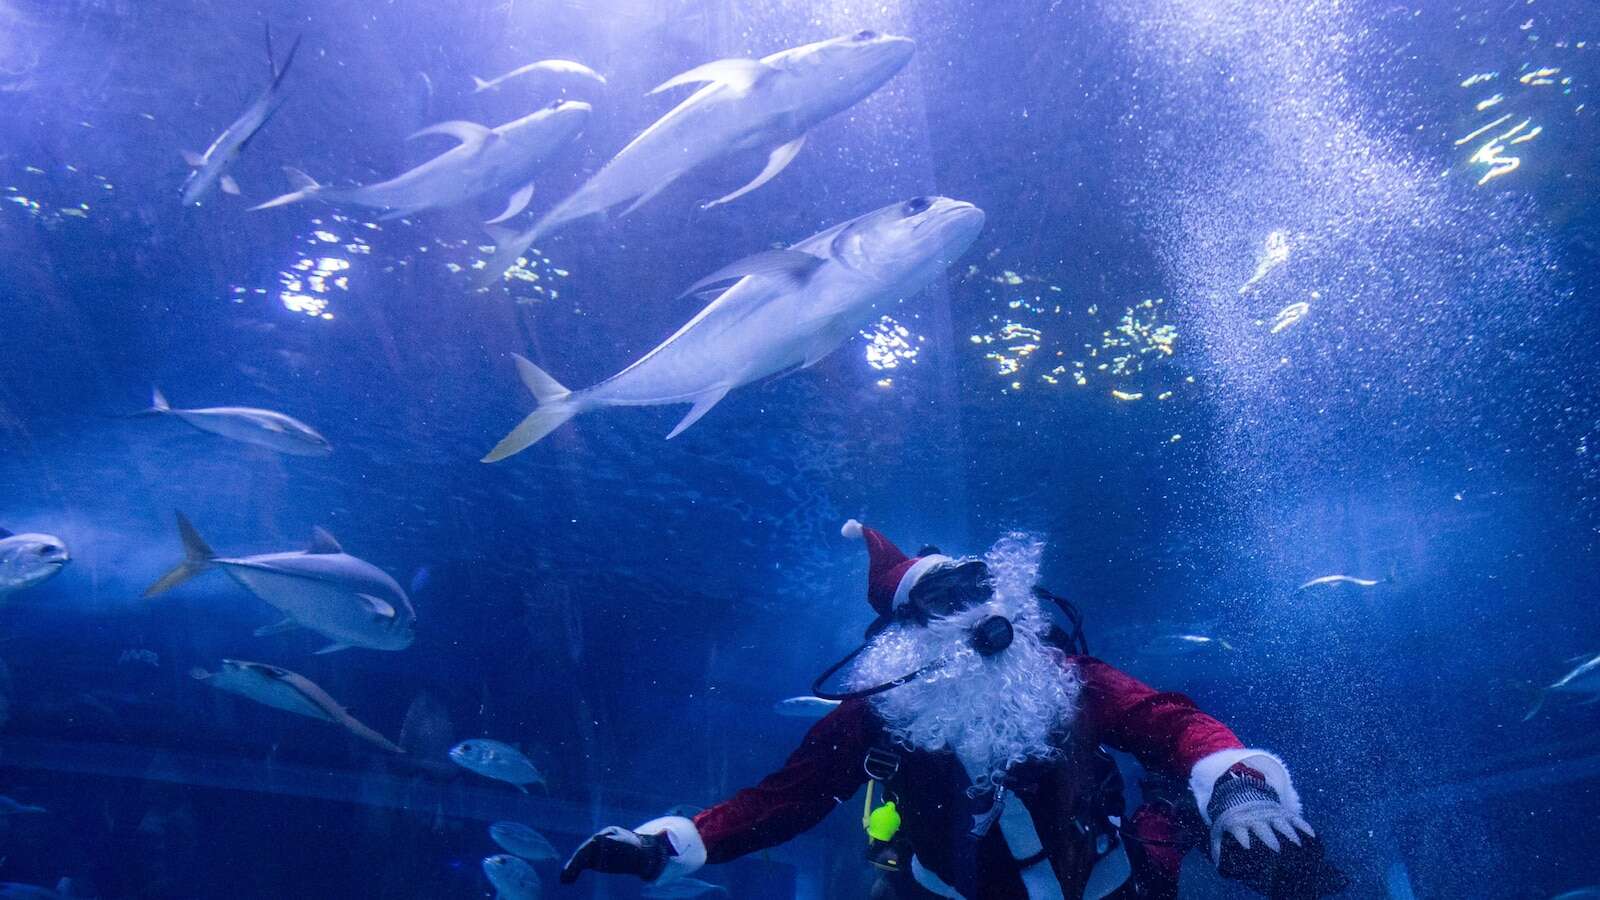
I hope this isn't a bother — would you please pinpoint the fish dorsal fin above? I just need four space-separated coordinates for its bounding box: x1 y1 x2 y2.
702 134 806 210
358 593 397 619
649 58 776 96
0 528 11 539
408 120 496 153
679 249 824 299
666 387 731 440
307 527 343 554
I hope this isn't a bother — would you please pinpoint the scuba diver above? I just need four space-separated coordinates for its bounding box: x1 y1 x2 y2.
561 522 1347 899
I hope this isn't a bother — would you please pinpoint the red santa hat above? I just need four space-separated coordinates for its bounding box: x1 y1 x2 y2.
841 519 954 618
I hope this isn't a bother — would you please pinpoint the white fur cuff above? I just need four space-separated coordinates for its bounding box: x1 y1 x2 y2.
1188 748 1300 825
635 815 707 883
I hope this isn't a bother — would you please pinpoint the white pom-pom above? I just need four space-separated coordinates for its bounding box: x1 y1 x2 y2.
841 519 864 540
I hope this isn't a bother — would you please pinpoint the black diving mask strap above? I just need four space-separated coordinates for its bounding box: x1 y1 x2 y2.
810 641 951 702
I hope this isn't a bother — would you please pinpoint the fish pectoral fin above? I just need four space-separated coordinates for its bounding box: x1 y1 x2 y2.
314 642 353 655
485 183 536 225
253 618 302 637
649 57 777 95
702 134 806 210
358 593 398 619
679 248 825 298
666 388 731 440
219 175 241 196
407 120 496 152
181 150 206 168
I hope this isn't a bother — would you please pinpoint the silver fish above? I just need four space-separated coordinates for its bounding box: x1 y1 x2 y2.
490 821 559 861
181 26 301 205
128 387 331 456
473 59 606 93
1296 574 1381 591
145 512 415 654
773 696 840 718
0 529 69 597
0 795 45 815
1551 890 1600 900
482 196 984 460
482 30 915 282
253 101 590 224
192 659 402 753
0 880 72 900
1140 634 1236 657
642 877 729 899
449 739 544 792
482 854 541 900
1524 652 1600 721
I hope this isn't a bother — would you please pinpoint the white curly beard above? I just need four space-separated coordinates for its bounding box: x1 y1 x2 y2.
846 533 1080 792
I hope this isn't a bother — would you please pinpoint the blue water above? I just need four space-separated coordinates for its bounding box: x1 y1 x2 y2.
0 0 1596 897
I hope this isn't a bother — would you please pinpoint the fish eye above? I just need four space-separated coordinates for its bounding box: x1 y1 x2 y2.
904 196 932 215
854 30 878 41
36 546 54 556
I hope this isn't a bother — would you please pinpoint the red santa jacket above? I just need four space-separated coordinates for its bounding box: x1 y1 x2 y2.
636 656 1302 899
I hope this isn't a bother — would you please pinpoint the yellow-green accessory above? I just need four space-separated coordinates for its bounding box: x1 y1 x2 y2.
863 780 902 841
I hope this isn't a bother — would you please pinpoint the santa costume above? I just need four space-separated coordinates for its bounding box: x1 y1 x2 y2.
562 522 1326 899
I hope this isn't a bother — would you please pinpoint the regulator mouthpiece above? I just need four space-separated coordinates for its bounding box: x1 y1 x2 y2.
970 615 1014 657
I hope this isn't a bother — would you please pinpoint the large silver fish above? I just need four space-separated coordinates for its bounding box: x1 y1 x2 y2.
252 101 591 224
482 195 984 461
127 388 331 456
641 878 729 898
450 739 545 792
473 59 606 93
180 26 301 205
191 659 402 753
0 529 69 597
480 30 915 282
1524 652 1600 721
490 821 559 862
145 512 415 654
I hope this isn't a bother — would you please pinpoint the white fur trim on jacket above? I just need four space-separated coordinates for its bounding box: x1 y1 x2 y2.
893 554 953 610
1188 748 1300 825
635 816 707 883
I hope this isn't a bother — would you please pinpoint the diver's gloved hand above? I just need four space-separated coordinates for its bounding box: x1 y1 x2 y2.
1207 768 1314 862
1209 769 1348 898
558 826 672 884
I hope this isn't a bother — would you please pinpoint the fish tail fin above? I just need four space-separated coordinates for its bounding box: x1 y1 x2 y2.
119 386 171 419
472 75 493 92
481 355 580 462
268 27 303 92
475 223 537 289
1522 690 1548 722
251 167 321 211
144 511 216 597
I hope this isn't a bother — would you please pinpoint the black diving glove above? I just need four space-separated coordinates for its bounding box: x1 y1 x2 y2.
1208 771 1349 899
559 826 672 884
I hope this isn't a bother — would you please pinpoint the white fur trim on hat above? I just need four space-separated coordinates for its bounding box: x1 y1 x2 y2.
841 519 864 540
892 554 954 611
1188 748 1300 825
634 815 706 883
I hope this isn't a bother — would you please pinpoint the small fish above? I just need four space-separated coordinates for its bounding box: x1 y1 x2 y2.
1524 652 1600 721
773 696 841 718
1551 889 1600 900
1140 634 1236 657
0 796 45 815
181 26 301 205
253 102 589 224
472 59 606 93
483 854 541 900
192 659 403 753
126 387 331 456
450 739 544 792
1296 574 1382 591
145 512 415 654
0 878 76 899
490 821 558 861
117 649 160 667
483 196 984 460
0 529 69 597
642 877 729 899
